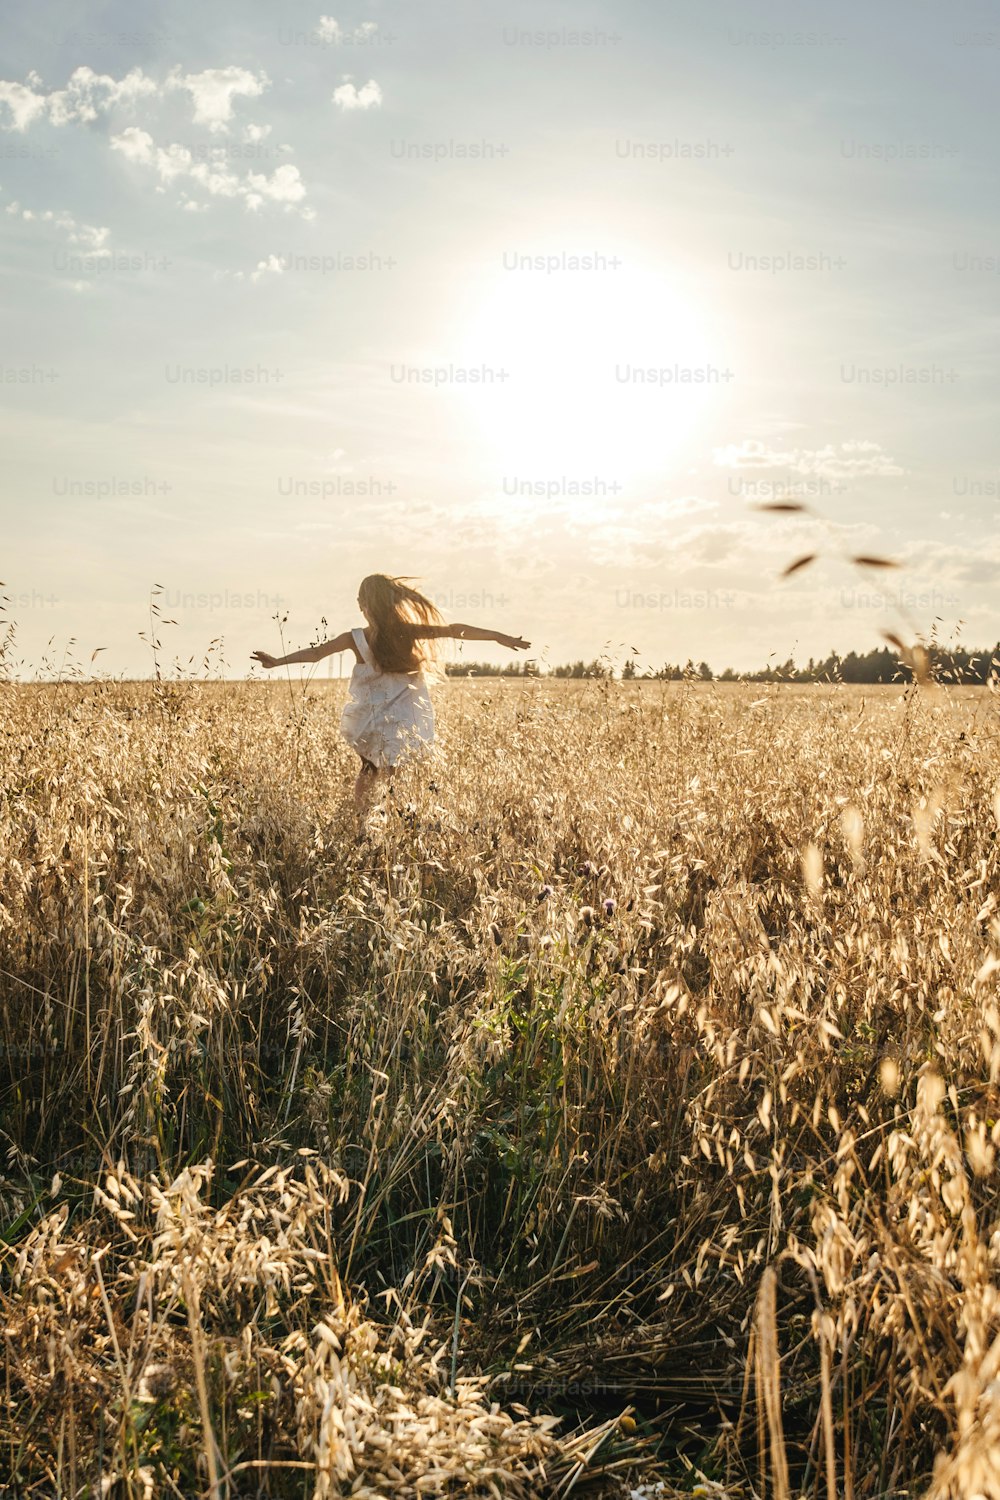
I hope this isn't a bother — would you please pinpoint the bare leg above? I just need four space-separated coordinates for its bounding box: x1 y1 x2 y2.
354 759 379 813
353 759 395 813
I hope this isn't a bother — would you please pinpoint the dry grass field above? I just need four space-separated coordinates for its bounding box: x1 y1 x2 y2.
2 674 1000 1498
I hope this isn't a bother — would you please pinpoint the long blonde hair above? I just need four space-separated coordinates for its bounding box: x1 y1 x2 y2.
358 574 444 674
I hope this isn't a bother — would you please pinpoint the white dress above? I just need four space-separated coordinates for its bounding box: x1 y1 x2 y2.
339 627 435 769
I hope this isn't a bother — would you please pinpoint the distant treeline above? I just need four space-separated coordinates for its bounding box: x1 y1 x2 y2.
447 659 616 679
446 644 1000 684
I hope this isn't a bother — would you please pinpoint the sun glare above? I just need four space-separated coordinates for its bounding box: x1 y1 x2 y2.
453 258 728 488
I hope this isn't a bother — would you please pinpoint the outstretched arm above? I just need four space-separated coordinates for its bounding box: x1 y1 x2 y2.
417 623 531 651
251 629 355 670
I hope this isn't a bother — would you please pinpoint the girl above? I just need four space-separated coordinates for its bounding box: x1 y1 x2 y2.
252 574 529 808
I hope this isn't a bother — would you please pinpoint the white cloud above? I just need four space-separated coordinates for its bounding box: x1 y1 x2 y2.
3 64 307 224
713 438 904 479
4 196 110 249
0 79 49 131
898 538 1000 587
332 78 382 111
112 130 194 186
0 66 158 130
219 254 287 284
713 440 787 470
109 124 154 164
54 66 159 124
318 18 381 43
165 66 269 132
242 163 307 207
112 128 309 214
0 65 269 137
45 210 109 249
252 255 285 282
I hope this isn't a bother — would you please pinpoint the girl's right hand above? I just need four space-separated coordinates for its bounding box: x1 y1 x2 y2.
497 633 530 651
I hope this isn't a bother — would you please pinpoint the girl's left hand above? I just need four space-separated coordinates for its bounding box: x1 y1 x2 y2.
251 650 278 669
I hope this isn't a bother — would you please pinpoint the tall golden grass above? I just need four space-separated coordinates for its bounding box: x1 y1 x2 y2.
2 674 999 1497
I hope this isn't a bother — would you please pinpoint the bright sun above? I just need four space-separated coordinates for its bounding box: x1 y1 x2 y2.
452 259 727 487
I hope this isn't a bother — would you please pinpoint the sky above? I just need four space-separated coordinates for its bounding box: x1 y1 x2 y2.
2 0 999 679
